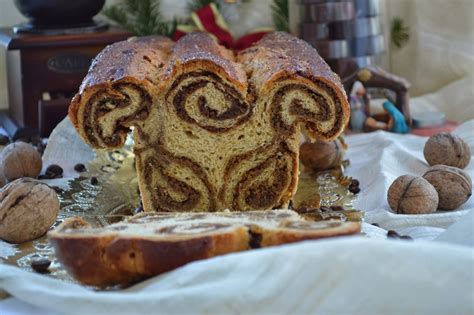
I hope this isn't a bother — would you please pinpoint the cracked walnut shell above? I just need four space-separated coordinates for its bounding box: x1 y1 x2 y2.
424 132 471 169
423 165 472 210
387 175 438 214
0 178 59 243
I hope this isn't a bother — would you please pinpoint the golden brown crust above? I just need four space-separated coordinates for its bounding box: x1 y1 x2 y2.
80 36 173 91
68 32 349 212
68 36 173 149
49 213 360 287
238 32 343 93
48 217 249 287
238 32 350 140
164 32 247 94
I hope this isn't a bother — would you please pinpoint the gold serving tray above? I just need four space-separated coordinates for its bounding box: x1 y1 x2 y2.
1 144 362 284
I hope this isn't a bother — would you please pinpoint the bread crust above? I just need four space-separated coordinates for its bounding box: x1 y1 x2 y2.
68 36 173 148
238 32 350 140
49 213 360 287
49 217 250 287
67 32 350 212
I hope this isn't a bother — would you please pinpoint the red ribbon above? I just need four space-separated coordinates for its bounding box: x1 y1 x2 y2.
173 4 271 50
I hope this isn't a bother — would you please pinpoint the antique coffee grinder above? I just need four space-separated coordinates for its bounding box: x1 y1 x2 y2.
0 0 132 138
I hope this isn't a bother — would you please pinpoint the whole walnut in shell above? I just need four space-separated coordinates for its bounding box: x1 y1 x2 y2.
0 172 5 189
423 165 472 210
0 142 42 181
0 178 59 243
387 175 438 214
424 132 471 169
300 139 345 172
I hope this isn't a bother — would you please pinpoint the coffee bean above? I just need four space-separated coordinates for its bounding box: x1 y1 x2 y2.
0 135 9 145
38 174 50 180
31 259 51 274
74 163 87 172
371 223 380 227
90 177 99 185
349 186 361 194
387 230 400 239
330 205 345 211
45 164 63 178
350 179 360 187
50 186 64 194
400 235 413 241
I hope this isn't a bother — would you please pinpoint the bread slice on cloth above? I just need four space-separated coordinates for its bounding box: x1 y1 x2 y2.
49 210 360 287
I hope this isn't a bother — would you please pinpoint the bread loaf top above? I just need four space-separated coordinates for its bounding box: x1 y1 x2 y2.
79 36 174 93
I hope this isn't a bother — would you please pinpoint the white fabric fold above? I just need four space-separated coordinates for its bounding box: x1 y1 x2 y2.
1 119 473 315
1 238 473 315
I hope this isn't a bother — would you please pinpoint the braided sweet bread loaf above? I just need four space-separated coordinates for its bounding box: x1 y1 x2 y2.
69 32 349 212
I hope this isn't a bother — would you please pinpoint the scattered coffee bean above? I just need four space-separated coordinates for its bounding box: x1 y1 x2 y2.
330 205 345 211
37 174 50 180
350 179 360 187
50 186 64 194
31 259 51 274
74 163 87 173
45 164 63 178
371 223 380 227
387 230 400 239
349 186 361 194
90 177 99 185
0 135 9 145
400 235 413 241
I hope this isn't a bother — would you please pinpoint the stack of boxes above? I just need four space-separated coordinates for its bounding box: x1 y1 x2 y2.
299 0 384 78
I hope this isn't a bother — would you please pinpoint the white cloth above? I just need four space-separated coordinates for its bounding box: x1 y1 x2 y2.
1 120 473 315
1 238 473 315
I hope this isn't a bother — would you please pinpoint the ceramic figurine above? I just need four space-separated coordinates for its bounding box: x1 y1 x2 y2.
349 81 370 132
383 100 409 134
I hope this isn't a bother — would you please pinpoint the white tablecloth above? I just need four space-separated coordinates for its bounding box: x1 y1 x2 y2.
1 120 473 315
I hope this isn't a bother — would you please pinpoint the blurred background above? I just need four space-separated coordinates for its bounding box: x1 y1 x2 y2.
0 0 472 138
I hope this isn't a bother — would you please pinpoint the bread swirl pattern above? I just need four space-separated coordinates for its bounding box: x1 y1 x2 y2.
69 32 350 212
49 210 361 286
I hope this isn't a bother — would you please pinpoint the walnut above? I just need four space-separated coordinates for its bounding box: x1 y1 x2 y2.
423 132 471 169
423 165 472 210
0 178 59 243
0 172 5 189
0 142 42 181
387 175 438 214
300 139 345 172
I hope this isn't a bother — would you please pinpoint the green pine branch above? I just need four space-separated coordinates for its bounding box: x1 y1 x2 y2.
271 0 289 32
102 0 177 37
391 17 410 49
